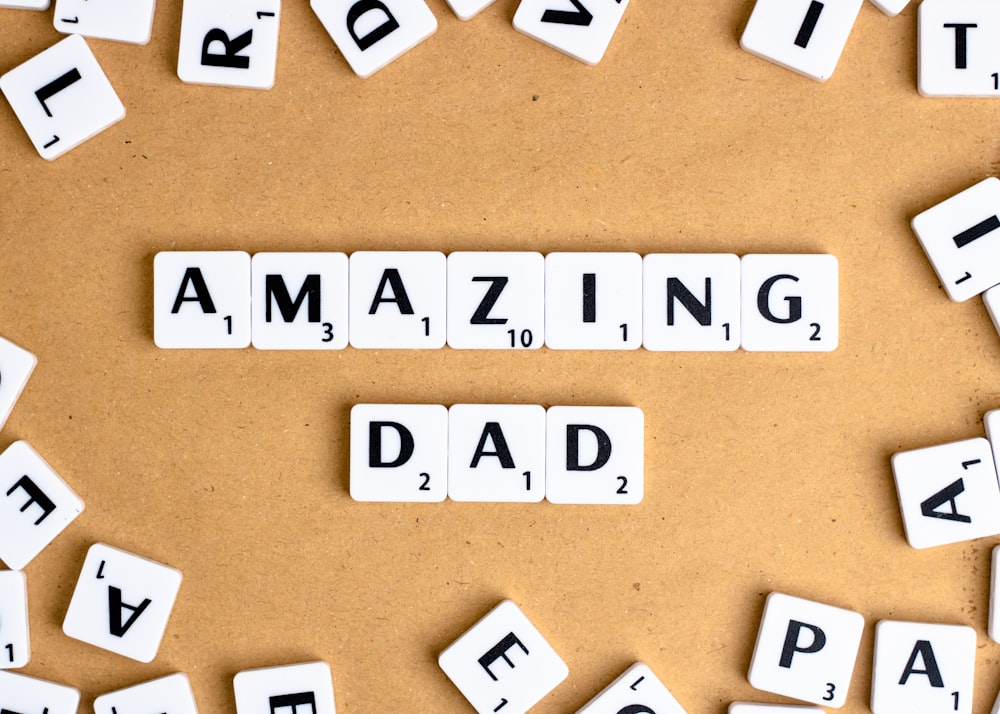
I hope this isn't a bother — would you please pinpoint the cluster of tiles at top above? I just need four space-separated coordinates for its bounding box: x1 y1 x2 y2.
154 251 839 352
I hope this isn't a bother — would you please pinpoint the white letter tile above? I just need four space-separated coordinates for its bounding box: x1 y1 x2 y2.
869 0 908 17
0 334 36 434
0 671 79 714
983 284 1000 341
234 661 336 714
177 0 281 88
729 705 826 714
439 600 568 714
576 662 686 714
443 0 495 21
0 570 29 669
95 673 199 714
919 0 1000 97
54 0 156 44
991 544 1000 643
512 0 630 66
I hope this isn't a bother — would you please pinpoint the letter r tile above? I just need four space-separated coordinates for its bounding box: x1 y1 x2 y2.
177 0 281 88
439 600 568 714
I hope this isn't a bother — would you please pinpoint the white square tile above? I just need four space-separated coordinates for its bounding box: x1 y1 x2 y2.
310 0 437 78
439 600 568 714
0 671 80 714
0 441 83 570
443 0 495 21
545 406 643 504
54 0 156 44
177 0 281 88
446 252 544 350
154 251 252 348
544 253 642 350
350 404 448 502
448 404 545 502
642 254 741 351
891 437 1000 549
871 620 975 714
740 0 863 81
95 673 199 714
740 254 838 351
748 592 864 707
729 704 826 714
869 0 908 17
512 0 630 66
912 177 1000 301
234 661 336 714
991 544 1000 643
0 35 125 160
576 662 685 714
0 334 36 434
0 0 49 9
919 0 1000 96
63 542 182 662
348 252 446 349
0 570 29 669
251 252 349 350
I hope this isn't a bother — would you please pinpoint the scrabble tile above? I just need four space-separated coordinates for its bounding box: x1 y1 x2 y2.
63 542 182 662
512 0 630 66
0 570 29 669
95 673 199 714
348 252 446 349
891 437 1000 549
747 592 864 707
544 253 642 350
729 705 825 714
0 441 83 570
349 404 448 502
912 178 1000 301
311 0 437 78
871 620 975 714
251 252 349 350
0 334 36 434
443 0 495 21
983 284 1000 340
446 252 544 350
177 0 281 88
0 0 49 9
448 404 546 502
642 253 741 351
868 0 908 17
991 544 1000 643
740 254 838 351
0 671 80 714
234 661 335 714
53 0 156 44
740 0 864 81
918 0 1000 96
0 35 125 160
576 662 685 714
439 600 568 714
153 251 252 348
545 406 644 504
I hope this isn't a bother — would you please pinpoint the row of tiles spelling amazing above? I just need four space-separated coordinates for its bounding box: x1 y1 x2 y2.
153 251 839 352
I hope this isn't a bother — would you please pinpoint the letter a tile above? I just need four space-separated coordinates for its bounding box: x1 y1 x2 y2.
748 592 864 707
0 35 125 160
63 542 182 662
233 661 336 714
0 570 30 669
576 662 686 714
512 0 630 65
95 673 200 714
439 600 568 714
177 0 281 88
0 671 80 714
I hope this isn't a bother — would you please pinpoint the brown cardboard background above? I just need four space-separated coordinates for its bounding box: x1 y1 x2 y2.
3 0 1000 711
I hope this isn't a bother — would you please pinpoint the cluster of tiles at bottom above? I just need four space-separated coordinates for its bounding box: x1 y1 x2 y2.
350 404 643 504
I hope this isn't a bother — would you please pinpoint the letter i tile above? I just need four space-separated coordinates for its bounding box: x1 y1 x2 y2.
439 600 568 714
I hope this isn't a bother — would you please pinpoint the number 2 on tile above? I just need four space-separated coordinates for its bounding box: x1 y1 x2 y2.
418 473 430 491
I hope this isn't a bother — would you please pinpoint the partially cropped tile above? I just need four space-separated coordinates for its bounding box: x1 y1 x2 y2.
991 544 1000 643
54 0 156 44
513 0 630 65
729 705 825 714
443 0 495 20
95 673 199 714
0 570 29 669
0 35 125 159
234 661 335 714
919 0 1000 96
869 0 908 17
0 441 83 570
177 0 281 88
0 671 79 714
576 662 686 714
0 0 49 9
0 334 36 433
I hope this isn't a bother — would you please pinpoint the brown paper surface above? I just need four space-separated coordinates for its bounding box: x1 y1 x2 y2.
3 1 1000 712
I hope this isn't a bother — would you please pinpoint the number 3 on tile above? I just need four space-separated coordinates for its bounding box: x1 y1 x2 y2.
824 682 835 701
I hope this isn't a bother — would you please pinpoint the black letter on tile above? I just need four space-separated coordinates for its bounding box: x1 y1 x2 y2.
35 68 82 117
171 268 217 314
346 0 400 51
899 640 945 687
757 274 801 324
541 0 593 26
479 632 529 681
566 424 612 471
201 28 253 68
369 269 414 315
108 586 152 637
265 274 321 323
617 707 656 714
470 422 515 469
944 23 977 69
369 421 414 468
470 277 509 325
269 691 317 714
953 215 1000 248
779 620 826 668
583 273 597 323
920 478 971 523
667 277 712 326
794 1 824 48
5 475 56 525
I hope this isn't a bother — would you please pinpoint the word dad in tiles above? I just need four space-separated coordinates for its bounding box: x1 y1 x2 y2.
62 542 182 663
0 670 81 714
153 250 838 352
350 404 643 504
233 661 336 714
